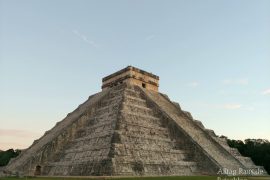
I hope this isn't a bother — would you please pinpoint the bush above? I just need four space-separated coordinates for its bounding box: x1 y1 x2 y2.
0 149 21 166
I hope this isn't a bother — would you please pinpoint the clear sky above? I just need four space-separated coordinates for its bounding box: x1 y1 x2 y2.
0 0 269 150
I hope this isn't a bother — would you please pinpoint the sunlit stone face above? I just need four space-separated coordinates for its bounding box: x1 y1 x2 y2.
102 66 159 92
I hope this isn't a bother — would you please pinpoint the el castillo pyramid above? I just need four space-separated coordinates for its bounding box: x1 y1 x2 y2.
5 66 267 176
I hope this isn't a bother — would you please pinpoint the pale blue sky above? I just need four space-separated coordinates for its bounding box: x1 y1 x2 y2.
0 0 270 150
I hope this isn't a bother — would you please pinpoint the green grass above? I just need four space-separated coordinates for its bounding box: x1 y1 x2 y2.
0 176 269 180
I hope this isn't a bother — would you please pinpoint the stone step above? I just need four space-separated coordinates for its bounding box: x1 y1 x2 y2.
118 123 169 139
114 143 185 154
113 163 196 176
65 144 110 154
107 95 123 102
113 152 187 163
124 94 146 102
70 138 112 152
93 110 118 118
123 95 147 107
118 120 167 132
236 156 257 167
213 137 229 147
120 111 163 126
144 165 198 175
119 140 174 150
84 121 114 132
97 96 122 107
119 132 172 143
4 90 110 174
120 111 160 121
51 156 109 166
119 134 175 150
114 156 196 166
122 103 156 116
95 106 111 114
95 104 120 115
86 114 117 127
89 110 117 121
106 89 125 98
142 88 247 170
73 130 113 142
123 88 141 98
79 122 115 138
106 94 123 101
118 141 175 152
229 148 242 156
113 150 187 162
124 88 138 93
122 103 151 110
67 151 110 161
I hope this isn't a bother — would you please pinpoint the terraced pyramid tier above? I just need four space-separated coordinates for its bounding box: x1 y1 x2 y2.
5 83 267 176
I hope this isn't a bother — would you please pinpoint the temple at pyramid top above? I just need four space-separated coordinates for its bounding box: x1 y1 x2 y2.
4 66 267 177
102 66 159 92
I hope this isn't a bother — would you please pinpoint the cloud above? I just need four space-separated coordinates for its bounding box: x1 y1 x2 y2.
187 81 199 87
261 88 270 95
0 129 41 138
72 30 98 47
223 104 242 110
145 34 155 41
223 78 249 85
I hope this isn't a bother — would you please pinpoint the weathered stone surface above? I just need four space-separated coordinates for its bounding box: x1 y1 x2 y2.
4 66 268 176
138 86 268 176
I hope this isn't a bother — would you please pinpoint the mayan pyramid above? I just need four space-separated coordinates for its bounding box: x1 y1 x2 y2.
5 66 267 176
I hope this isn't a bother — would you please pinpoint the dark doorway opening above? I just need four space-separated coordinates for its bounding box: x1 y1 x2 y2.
34 165 41 176
142 83 146 88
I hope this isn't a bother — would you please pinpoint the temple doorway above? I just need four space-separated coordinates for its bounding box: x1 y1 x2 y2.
34 165 41 176
142 83 146 88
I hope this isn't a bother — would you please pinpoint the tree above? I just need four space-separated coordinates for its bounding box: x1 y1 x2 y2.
0 149 21 166
227 138 270 174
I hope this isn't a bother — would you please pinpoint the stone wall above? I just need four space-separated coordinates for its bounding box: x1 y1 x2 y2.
102 66 159 92
4 89 110 175
112 84 199 175
4 82 267 176
138 86 268 176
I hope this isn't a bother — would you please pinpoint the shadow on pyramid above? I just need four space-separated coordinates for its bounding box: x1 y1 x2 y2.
4 66 267 176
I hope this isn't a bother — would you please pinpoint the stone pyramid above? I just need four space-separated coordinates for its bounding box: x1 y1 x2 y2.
5 66 267 176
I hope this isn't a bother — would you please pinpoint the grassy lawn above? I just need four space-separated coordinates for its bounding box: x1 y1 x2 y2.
0 176 269 180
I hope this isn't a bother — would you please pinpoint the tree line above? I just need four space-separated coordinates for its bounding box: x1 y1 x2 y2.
0 149 21 166
227 138 270 174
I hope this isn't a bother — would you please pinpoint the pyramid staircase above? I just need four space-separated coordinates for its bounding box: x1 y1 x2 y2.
42 83 200 175
5 83 267 176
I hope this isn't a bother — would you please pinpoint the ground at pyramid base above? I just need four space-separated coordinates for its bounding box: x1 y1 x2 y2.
3 66 268 176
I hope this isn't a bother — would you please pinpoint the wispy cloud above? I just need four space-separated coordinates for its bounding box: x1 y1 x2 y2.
0 129 41 138
187 81 199 87
72 30 98 47
223 78 249 85
223 104 242 110
261 88 270 95
145 34 155 41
